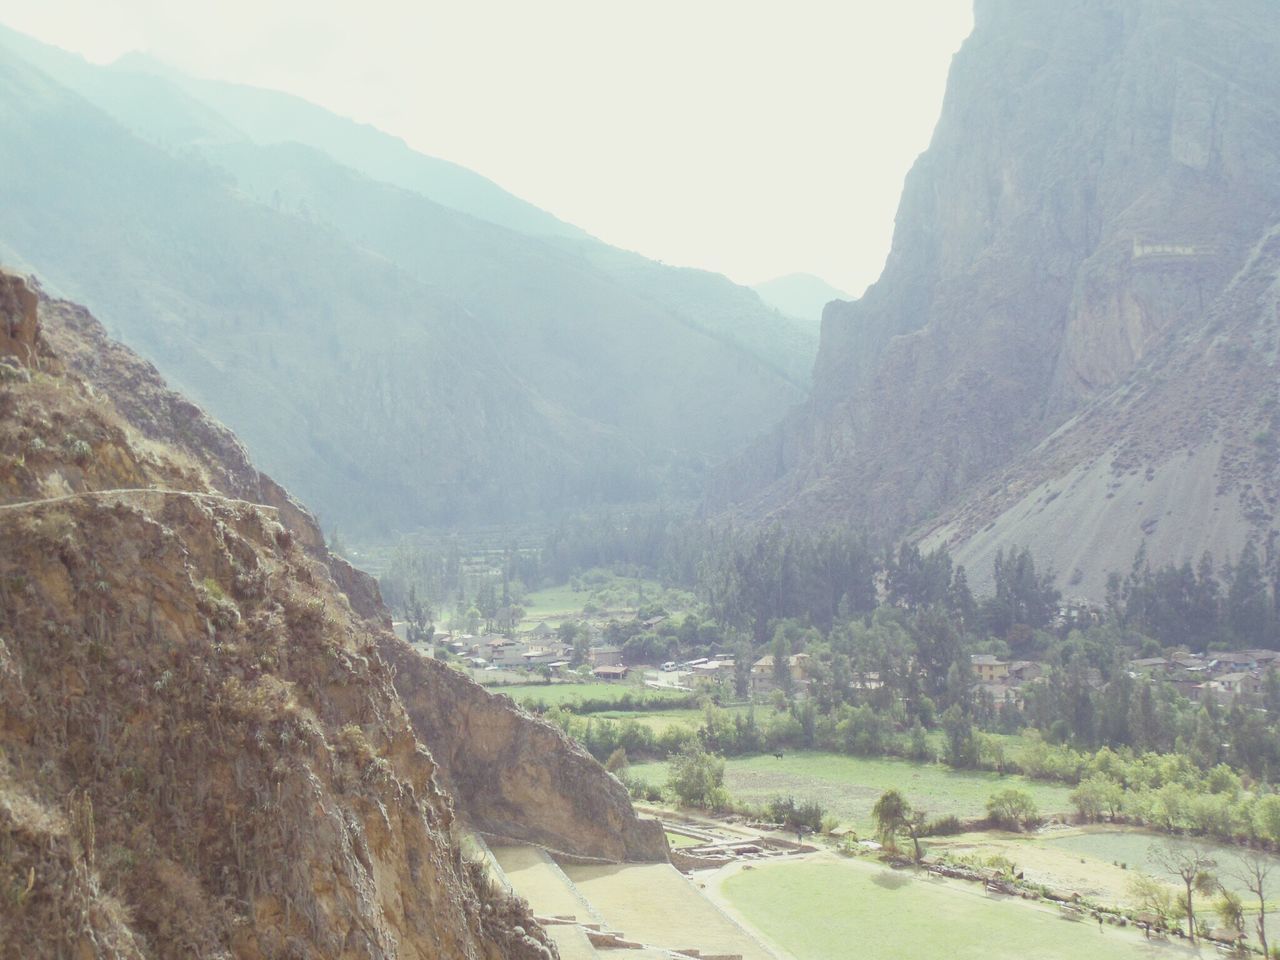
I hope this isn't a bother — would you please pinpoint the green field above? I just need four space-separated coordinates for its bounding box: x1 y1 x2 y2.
665 831 703 849
519 575 669 628
488 682 691 708
520 583 590 620
723 860 1185 960
1045 827 1280 898
630 750 1076 831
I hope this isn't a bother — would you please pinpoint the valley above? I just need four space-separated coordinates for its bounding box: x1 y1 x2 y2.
6 1 1280 957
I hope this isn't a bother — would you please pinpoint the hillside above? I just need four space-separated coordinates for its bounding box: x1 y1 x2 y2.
0 26 811 535
0 270 665 956
715 0 1280 597
752 273 851 335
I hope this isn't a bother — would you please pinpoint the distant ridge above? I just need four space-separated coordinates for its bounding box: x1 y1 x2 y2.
0 23 813 535
752 272 851 334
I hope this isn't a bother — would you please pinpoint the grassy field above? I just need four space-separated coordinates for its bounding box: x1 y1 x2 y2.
520 583 590 621
629 750 1076 832
665 831 703 849
1044 826 1280 899
563 861 771 959
722 860 1189 960
519 575 668 628
488 681 691 708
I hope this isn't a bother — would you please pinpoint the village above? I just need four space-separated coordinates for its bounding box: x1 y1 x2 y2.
397 612 1280 711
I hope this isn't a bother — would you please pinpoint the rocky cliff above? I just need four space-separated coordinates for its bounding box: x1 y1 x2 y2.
0 273 663 957
717 0 1280 595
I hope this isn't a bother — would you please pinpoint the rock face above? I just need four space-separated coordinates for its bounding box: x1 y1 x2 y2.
385 647 667 863
0 273 662 957
717 0 1280 594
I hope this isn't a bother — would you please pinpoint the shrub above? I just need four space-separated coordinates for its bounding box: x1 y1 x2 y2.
765 795 825 833
666 744 729 810
986 788 1039 830
922 815 964 837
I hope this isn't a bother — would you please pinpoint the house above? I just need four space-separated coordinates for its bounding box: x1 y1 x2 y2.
970 654 1010 683
1212 651 1263 672
691 659 736 686
850 670 883 691
592 665 630 681
590 645 624 667
750 653 811 696
1127 657 1169 675
481 637 528 668
1006 661 1043 684
1212 672 1266 697
640 616 667 632
521 648 560 667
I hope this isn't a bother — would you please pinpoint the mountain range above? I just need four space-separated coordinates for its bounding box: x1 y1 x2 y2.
0 24 813 537
752 272 851 335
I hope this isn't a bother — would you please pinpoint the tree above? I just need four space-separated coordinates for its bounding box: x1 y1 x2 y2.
604 747 628 774
771 630 794 697
871 789 926 862
1151 841 1217 942
666 744 728 810
1128 873 1177 929
1228 850 1273 956
733 637 752 699
986 789 1038 831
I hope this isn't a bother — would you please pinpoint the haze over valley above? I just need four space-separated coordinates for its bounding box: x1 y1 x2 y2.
5 4 1280 959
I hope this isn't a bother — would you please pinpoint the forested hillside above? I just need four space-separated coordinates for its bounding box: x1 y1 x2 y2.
0 26 812 536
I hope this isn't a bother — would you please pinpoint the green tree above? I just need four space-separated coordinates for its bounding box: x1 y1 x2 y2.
733 637 752 699
986 789 1038 830
666 744 728 810
871 789 926 862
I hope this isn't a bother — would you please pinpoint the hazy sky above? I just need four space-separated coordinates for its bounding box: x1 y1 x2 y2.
0 1 973 294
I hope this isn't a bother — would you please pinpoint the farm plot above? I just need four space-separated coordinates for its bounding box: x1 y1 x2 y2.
721 859 1193 960
629 751 1076 831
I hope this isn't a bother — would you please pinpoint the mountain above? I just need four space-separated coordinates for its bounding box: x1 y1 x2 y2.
752 272 851 334
715 0 1280 598
0 26 812 536
0 269 664 956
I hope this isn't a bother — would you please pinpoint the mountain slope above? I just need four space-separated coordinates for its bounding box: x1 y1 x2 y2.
0 28 810 534
0 269 664 955
752 272 851 335
716 0 1280 595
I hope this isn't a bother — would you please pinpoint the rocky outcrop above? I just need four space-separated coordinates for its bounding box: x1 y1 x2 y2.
0 273 659 956
716 0 1280 590
384 646 668 863
0 272 39 365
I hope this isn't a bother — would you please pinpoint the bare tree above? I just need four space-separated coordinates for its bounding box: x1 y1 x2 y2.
1151 841 1217 943
1228 850 1273 957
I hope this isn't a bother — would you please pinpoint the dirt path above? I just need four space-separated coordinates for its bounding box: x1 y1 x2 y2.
0 488 277 514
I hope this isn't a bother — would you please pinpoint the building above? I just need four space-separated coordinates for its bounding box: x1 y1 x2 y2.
970 654 1010 683
590 645 624 667
750 653 811 696
480 637 528 668
1006 661 1043 683
592 665 630 681
691 659 736 686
